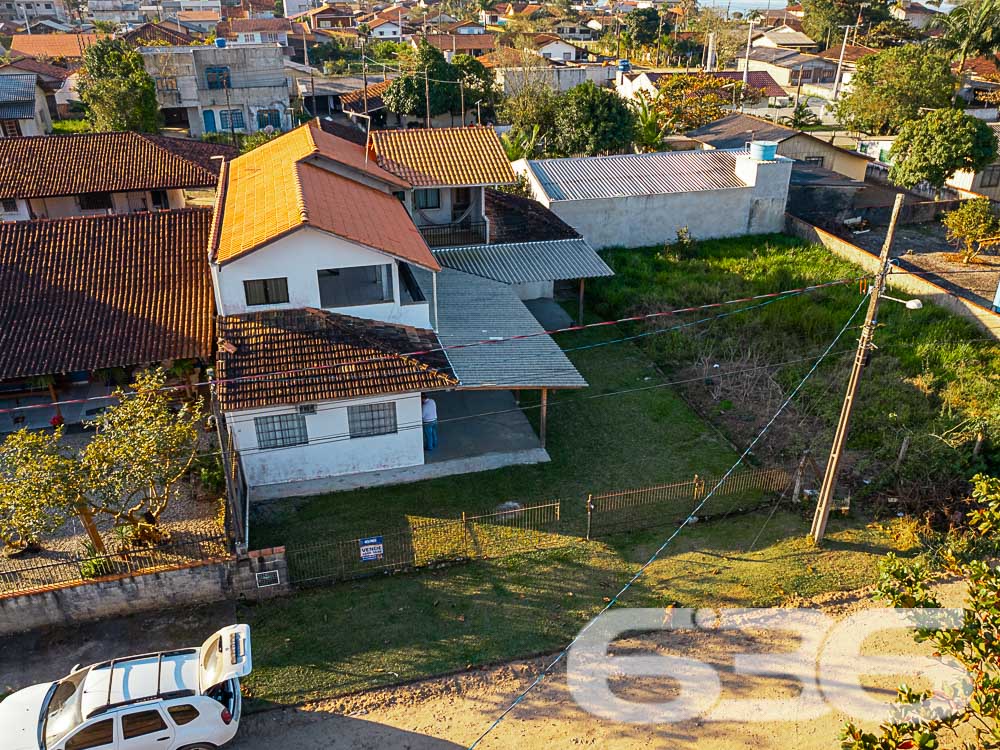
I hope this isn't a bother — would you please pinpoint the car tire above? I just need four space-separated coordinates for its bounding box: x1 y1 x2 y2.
178 745 218 750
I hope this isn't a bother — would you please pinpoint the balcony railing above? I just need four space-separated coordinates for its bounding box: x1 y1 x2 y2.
418 221 487 248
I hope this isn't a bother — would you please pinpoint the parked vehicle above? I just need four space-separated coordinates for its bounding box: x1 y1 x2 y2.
1 625 251 750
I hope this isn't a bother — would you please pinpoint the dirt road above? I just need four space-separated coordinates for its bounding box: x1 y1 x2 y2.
234 586 966 750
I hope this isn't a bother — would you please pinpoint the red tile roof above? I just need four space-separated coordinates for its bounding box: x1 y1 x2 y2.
212 120 438 272
816 44 878 64
339 79 392 113
9 33 104 60
370 126 516 187
215 308 456 410
0 209 215 379
226 17 293 32
0 55 71 82
0 131 225 200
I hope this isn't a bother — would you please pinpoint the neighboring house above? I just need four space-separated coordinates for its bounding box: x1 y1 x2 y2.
616 70 788 104
816 44 877 90
120 21 195 46
480 2 550 26
417 33 496 61
368 17 404 40
288 3 355 30
443 19 485 35
546 18 598 41
890 0 941 29
527 33 583 62
209 120 596 496
514 148 793 249
0 209 214 432
482 50 613 94
89 0 149 24
0 55 69 116
0 0 69 23
222 17 292 46
687 113 870 180
8 33 103 63
0 131 232 221
338 78 392 116
737 47 837 88
141 43 292 136
0 73 50 137
751 25 817 52
176 9 222 33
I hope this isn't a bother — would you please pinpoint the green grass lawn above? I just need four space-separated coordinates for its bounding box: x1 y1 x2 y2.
240 511 919 707
50 119 91 135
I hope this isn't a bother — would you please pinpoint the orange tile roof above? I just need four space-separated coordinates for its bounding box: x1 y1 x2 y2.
213 120 439 271
370 126 516 187
9 33 104 60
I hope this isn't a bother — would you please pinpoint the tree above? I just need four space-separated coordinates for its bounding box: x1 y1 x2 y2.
801 0 890 49
81 370 202 541
498 81 560 141
858 18 923 49
779 101 821 128
77 38 161 133
929 0 1000 104
651 74 763 134
501 124 541 160
942 197 1000 263
0 428 78 552
632 93 668 153
625 7 662 46
240 128 281 153
551 81 636 156
835 46 955 135
888 108 998 190
841 474 1000 750
451 52 496 111
383 40 459 121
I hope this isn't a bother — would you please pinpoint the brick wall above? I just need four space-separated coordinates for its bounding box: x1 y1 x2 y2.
0 548 290 637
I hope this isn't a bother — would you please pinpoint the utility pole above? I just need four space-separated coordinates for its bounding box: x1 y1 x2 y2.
810 192 905 544
362 31 369 115
459 79 465 125
742 19 754 87
794 65 803 108
654 9 664 68
424 66 431 126
831 23 853 101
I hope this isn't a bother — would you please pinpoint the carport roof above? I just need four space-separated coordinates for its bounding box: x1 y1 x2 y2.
413 267 587 389
433 239 613 284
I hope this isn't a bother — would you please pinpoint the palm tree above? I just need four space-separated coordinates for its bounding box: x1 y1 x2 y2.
631 95 667 152
501 125 541 160
779 102 821 128
929 0 1000 104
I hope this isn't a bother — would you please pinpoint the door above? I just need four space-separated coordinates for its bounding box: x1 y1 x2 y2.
199 625 252 691
202 109 216 133
119 708 174 750
61 717 116 750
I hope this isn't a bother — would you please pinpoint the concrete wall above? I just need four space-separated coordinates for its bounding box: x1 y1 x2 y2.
785 213 1000 339
229 393 425 487
780 134 868 181
0 549 290 637
212 226 431 329
25 189 188 219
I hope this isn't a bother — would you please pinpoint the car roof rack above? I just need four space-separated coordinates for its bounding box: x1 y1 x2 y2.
85 648 198 719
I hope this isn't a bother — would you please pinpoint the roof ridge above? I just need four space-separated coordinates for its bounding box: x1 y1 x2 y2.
140 133 219 180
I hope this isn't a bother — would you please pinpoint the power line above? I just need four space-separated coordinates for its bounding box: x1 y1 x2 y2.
464 291 871 749
0 279 860 417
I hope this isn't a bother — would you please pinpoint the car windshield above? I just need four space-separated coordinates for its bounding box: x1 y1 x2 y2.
43 669 89 747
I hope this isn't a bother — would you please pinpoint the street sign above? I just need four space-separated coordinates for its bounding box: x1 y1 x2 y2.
359 536 384 562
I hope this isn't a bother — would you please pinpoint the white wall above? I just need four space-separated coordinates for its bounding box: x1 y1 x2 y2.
536 39 576 61
24 189 188 219
0 198 31 221
230 393 425 486
212 226 432 328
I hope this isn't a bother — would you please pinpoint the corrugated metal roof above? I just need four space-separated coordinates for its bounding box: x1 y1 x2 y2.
414 268 587 389
434 238 613 284
0 73 36 120
524 151 746 201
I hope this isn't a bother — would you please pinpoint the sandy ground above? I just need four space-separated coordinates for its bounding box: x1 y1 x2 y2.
233 584 969 750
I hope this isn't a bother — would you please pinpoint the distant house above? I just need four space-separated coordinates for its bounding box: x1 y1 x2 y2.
443 20 486 35
120 22 195 46
816 44 877 90
0 73 50 138
751 25 817 52
210 121 599 496
527 33 585 62
8 33 103 63
338 79 393 116
221 18 292 46
0 131 232 221
141 43 292 136
616 70 788 105
368 17 404 40
417 33 496 61
0 55 69 116
737 47 838 88
546 18 598 41
890 1 941 29
89 0 148 24
480 2 550 26
0 0 69 24
0 209 214 432
176 10 222 33
514 148 793 249
687 113 870 180
288 3 355 31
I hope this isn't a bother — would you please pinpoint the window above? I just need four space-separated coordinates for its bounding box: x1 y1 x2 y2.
318 264 394 307
254 413 308 449
348 402 398 438
167 704 201 726
243 277 289 306
150 189 169 210
220 109 245 130
981 164 1000 188
157 76 177 91
256 108 282 130
122 709 167 739
78 192 113 211
262 32 279 42
803 156 824 167
205 65 231 89
1 198 16 213
65 719 114 750
1 119 22 137
414 188 440 210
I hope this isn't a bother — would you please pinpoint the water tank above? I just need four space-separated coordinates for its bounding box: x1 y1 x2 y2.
617 59 631 72
748 140 778 161
215 37 227 48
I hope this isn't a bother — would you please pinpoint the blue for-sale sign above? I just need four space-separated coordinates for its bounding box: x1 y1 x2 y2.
359 536 384 561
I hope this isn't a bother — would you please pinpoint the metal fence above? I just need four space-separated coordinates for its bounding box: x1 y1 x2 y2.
214 406 247 548
586 468 792 538
286 501 563 586
0 530 229 596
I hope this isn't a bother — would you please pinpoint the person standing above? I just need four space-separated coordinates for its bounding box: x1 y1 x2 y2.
422 394 438 452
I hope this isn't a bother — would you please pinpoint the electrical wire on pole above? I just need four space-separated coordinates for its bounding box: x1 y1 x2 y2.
810 192 905 543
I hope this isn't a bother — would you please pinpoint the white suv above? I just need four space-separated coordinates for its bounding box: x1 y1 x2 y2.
2 624 252 750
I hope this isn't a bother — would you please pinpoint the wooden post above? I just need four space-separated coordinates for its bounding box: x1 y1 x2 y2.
895 435 911 471
578 278 586 326
48 382 62 420
791 453 807 503
539 388 548 449
586 494 592 540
